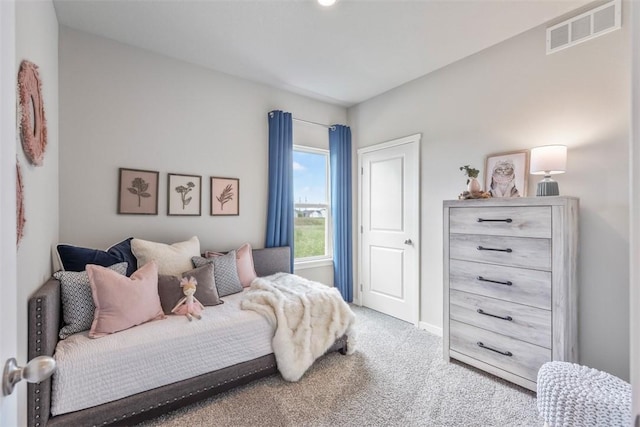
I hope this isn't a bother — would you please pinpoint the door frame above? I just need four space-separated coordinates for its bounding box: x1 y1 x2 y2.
357 133 421 326
631 0 639 422
0 0 18 424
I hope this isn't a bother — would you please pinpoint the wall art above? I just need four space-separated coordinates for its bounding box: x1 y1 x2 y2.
211 177 239 216
18 60 47 166
168 173 202 216
485 150 529 198
118 168 159 215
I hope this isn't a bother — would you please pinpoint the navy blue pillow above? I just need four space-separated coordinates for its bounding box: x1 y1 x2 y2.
57 238 137 276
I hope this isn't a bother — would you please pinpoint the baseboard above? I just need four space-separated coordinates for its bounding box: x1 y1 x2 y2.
419 321 443 337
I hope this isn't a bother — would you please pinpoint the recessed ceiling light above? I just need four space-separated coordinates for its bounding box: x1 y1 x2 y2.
318 0 337 6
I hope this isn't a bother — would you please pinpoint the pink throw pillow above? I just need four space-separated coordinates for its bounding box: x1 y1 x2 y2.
205 243 257 287
86 261 165 338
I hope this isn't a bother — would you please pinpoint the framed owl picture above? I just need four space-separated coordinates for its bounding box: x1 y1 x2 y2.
485 150 529 198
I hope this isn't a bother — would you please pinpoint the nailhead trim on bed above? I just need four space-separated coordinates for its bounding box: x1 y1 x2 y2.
91 364 277 427
34 297 43 427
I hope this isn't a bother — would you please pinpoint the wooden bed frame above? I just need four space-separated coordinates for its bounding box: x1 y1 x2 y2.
27 246 348 426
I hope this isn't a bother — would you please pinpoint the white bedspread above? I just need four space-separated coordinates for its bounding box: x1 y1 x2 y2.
51 290 273 416
241 273 356 382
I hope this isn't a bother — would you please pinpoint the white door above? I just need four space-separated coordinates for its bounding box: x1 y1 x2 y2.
632 1 640 423
0 0 18 424
359 134 420 325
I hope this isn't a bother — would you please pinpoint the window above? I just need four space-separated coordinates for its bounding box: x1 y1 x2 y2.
293 146 332 262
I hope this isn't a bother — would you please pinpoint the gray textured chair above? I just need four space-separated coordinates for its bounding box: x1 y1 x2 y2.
537 361 631 427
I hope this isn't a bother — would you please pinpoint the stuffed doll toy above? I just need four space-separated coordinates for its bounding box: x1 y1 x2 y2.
171 276 204 321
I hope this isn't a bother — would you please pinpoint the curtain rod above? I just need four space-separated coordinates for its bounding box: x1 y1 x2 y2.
268 111 337 130
293 117 336 131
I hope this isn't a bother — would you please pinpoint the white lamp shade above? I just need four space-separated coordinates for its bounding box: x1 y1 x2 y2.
530 145 567 175
318 0 336 5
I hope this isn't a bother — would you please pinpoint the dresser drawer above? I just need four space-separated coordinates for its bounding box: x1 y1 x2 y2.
449 259 551 309
449 234 551 271
450 290 551 348
449 320 551 382
449 206 551 238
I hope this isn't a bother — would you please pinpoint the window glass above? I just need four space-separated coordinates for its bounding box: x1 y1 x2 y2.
293 148 331 260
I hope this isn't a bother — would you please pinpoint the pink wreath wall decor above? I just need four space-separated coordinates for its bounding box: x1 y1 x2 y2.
16 161 26 245
18 60 47 166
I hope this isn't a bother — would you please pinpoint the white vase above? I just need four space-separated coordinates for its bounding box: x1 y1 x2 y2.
467 177 481 193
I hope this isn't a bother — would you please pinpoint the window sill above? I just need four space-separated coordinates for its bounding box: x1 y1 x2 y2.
294 257 334 270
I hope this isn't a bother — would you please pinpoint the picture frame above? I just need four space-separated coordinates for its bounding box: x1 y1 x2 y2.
210 177 239 216
118 168 159 215
168 173 202 216
484 150 529 198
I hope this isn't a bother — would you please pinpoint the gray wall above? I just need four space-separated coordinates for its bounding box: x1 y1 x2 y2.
349 10 631 379
15 0 59 423
58 28 344 283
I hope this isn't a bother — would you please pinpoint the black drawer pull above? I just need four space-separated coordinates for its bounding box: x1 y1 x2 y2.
477 276 512 286
477 218 513 223
477 246 512 253
477 341 513 357
477 308 513 321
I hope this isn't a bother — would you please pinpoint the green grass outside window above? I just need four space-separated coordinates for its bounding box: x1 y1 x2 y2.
294 217 326 259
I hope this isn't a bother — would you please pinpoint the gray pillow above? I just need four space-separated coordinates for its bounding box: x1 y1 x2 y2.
54 262 128 339
157 263 223 315
192 250 243 297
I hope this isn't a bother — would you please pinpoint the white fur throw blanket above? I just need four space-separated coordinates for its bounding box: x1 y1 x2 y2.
241 273 356 381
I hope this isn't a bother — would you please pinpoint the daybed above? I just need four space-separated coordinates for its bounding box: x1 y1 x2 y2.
27 246 349 427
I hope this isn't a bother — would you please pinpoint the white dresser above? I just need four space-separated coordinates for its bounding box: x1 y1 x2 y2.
443 197 579 391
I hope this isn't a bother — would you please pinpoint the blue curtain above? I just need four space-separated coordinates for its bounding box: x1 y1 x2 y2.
329 125 353 302
266 110 294 271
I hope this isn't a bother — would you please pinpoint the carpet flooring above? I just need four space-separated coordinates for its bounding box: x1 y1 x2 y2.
140 306 542 426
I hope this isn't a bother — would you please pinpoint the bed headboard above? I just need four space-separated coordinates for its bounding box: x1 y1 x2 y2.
27 245 290 427
252 246 291 276
28 279 61 427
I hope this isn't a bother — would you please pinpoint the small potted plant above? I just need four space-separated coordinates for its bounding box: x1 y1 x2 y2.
459 165 481 193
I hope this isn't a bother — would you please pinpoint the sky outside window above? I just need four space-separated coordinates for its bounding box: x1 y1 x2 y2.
293 151 327 204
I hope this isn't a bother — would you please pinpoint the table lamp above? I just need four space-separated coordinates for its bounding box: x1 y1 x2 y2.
530 145 567 196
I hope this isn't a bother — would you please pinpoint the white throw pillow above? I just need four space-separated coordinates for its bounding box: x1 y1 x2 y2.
131 236 200 276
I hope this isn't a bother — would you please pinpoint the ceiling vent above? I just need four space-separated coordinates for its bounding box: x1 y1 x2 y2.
546 0 621 54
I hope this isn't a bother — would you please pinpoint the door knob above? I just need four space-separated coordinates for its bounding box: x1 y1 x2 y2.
2 356 56 396
404 239 413 245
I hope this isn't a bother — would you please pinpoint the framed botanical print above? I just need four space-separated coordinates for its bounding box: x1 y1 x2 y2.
118 168 159 215
210 177 239 216
168 173 202 216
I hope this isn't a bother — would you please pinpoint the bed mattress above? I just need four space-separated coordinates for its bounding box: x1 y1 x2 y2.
51 290 273 416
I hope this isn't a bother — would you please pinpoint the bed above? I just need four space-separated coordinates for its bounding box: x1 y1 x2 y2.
27 246 349 426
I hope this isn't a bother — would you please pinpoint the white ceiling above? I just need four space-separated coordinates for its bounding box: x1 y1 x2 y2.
53 0 592 107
